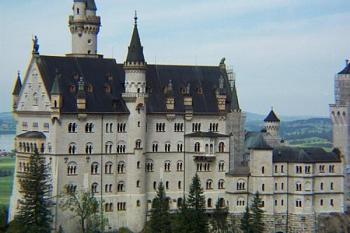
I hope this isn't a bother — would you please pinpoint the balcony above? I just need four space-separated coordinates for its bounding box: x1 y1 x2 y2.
193 153 216 162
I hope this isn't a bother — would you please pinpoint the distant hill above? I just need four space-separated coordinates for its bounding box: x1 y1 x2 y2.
245 114 333 149
0 112 15 134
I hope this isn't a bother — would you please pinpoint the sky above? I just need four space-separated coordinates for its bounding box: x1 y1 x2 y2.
0 0 350 116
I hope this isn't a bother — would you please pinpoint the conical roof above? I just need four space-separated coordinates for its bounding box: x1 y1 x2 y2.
12 72 22 95
264 110 280 122
126 15 145 63
86 0 97 11
50 73 61 95
231 82 240 111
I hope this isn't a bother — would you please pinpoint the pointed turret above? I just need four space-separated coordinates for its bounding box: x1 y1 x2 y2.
12 71 22 110
51 73 62 96
125 12 146 66
264 109 280 138
264 109 280 122
231 81 240 111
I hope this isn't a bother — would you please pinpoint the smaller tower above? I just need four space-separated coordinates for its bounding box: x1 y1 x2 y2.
264 109 280 137
12 71 22 111
69 0 101 57
50 71 63 122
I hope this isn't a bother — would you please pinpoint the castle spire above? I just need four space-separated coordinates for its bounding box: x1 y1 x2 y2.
125 13 145 64
12 71 22 96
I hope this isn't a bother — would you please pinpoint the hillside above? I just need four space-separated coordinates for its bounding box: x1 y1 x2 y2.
0 112 15 134
245 117 333 149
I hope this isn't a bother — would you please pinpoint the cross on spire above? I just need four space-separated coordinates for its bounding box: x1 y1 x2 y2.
134 10 138 26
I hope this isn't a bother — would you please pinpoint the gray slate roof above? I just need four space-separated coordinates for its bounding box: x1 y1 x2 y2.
273 147 341 163
12 73 22 95
35 55 239 114
245 132 272 150
264 110 280 122
126 23 145 63
338 63 350 74
17 131 46 139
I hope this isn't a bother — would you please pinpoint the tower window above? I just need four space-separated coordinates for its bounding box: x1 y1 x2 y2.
88 50 91 54
77 8 80 15
88 39 92 45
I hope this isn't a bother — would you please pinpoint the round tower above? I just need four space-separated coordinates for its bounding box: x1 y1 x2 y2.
69 0 101 57
122 13 148 233
264 109 280 137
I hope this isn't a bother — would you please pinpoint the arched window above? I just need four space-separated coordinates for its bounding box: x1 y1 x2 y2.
206 179 213 190
152 142 159 152
207 198 212 208
117 141 126 154
296 182 302 191
178 181 182 189
218 142 225 153
91 183 98 193
85 143 93 154
85 123 94 133
136 180 140 188
68 143 76 154
67 162 77 175
137 200 141 207
194 142 200 152
68 123 77 133
164 161 171 172
218 161 225 172
117 161 125 174
117 181 125 192
136 139 142 149
105 162 113 174
166 181 169 190
218 179 225 189
105 142 113 154
146 160 154 172
320 182 324 191
177 142 183 152
91 162 99 175
261 166 265 174
165 142 171 152
177 161 183 171
330 182 334 190
218 198 225 208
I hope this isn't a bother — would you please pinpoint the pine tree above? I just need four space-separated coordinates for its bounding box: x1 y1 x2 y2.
187 174 208 233
211 200 228 233
250 192 265 233
149 182 172 233
240 206 251 233
15 149 53 233
172 199 192 233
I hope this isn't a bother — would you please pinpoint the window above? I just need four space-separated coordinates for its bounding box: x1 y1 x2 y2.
237 180 246 190
262 184 265 191
296 182 302 191
275 200 278 206
174 123 184 132
281 165 284 173
156 123 166 132
117 181 125 192
117 141 126 154
85 123 94 133
305 166 311 174
91 183 98 193
197 163 211 172
177 161 183 171
105 184 112 193
137 200 141 207
237 198 245 206
178 181 182 189
117 202 126 211
137 161 141 169
105 203 113 212
117 123 126 133
206 179 213 190
105 162 113 174
85 143 93 154
67 162 77 175
177 198 183 208
164 161 171 172
218 179 224 189
194 142 200 152
68 143 76 154
177 143 183 152
218 142 225 153
281 199 284 206
105 142 113 154
165 181 169 190
76 8 80 14
146 160 153 172
66 184 77 194
152 142 159 152
261 166 265 174
218 161 225 172
275 183 278 191
329 165 335 173
135 139 142 149
117 161 125 174
320 182 324 191
281 183 284 190
209 123 219 132
91 162 99 175
137 121 140 127
153 181 157 190
68 123 77 133
136 180 140 188
165 143 171 152
330 199 334 206
330 182 334 190
319 165 325 173
320 199 324 206
207 198 212 208
192 123 201 132
105 123 113 133
275 165 278 173
296 166 302 174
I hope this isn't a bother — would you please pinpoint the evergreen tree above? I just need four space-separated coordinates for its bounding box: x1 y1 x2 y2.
187 174 208 233
240 206 251 233
149 182 172 233
211 200 228 233
172 199 193 233
250 192 265 233
14 149 53 233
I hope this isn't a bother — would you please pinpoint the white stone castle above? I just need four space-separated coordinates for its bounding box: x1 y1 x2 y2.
9 1 346 232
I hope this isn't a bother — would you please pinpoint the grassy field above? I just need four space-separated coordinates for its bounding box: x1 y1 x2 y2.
0 157 15 207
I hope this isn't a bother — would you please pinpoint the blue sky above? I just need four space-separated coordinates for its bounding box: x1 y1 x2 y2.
1 0 350 116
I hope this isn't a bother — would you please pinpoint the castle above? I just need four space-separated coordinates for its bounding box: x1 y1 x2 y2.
9 1 345 232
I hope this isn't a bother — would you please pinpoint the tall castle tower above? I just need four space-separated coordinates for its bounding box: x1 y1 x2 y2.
121 14 148 232
69 0 101 57
264 109 280 137
330 59 350 203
